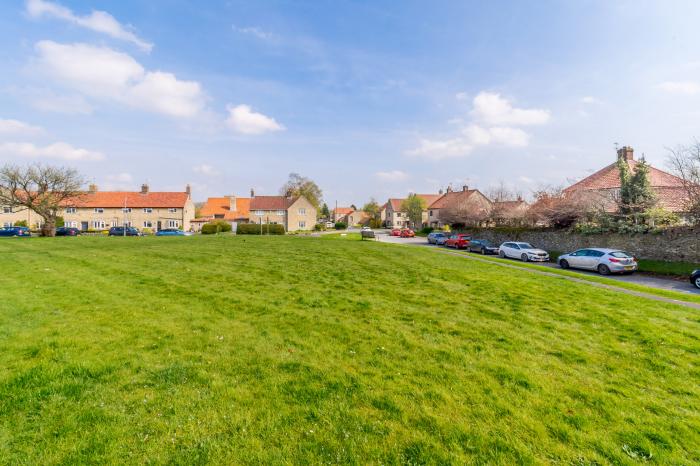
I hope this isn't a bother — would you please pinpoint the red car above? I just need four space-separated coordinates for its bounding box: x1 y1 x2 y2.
444 234 471 249
400 228 415 238
390 228 402 236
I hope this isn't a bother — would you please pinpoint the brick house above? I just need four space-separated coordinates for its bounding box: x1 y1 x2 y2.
248 191 316 231
193 195 251 231
331 207 353 223
384 194 442 228
563 146 689 213
1 183 195 231
427 186 492 228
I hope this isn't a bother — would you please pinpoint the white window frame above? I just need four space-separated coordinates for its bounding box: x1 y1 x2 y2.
122 208 132 213
298 220 306 229
65 207 77 214
298 208 306 215
254 210 264 216
167 220 179 228
92 220 106 229
94 208 104 213
3 222 12 227
168 208 177 213
3 206 13 214
143 208 153 213
276 210 285 216
143 221 153 228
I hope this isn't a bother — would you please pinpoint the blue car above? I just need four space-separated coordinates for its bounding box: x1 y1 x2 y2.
0 226 31 237
427 231 448 245
155 228 185 236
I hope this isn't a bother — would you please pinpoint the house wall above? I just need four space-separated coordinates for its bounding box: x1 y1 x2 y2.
460 227 700 262
249 210 287 227
287 197 316 231
0 205 41 227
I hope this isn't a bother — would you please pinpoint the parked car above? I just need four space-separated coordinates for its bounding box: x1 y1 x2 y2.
400 228 415 238
427 231 447 244
498 242 549 262
156 228 185 236
325 221 334 229
390 228 402 236
108 226 141 236
557 248 637 275
691 269 700 289
468 239 499 255
361 226 372 231
0 226 30 237
55 227 80 236
444 234 471 249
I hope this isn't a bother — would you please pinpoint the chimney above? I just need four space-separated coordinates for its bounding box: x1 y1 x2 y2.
250 188 255 198
446 186 453 193
185 184 191 196
88 183 98 193
141 183 149 194
462 185 469 192
617 146 634 161
227 194 236 211
439 188 443 195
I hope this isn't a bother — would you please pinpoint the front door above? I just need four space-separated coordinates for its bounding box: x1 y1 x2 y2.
81 221 88 231
157 221 162 231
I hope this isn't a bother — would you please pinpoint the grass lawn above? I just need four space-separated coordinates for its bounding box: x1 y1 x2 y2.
1 235 699 464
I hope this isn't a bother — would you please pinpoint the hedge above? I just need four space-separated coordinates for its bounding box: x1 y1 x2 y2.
201 220 233 235
237 223 285 235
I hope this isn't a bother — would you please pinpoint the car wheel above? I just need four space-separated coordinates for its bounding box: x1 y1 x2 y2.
521 253 529 262
499 250 506 258
481 248 486 255
598 264 611 275
695 276 700 289
559 259 569 269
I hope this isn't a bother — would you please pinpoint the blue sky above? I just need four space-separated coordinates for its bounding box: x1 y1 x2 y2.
2 0 700 204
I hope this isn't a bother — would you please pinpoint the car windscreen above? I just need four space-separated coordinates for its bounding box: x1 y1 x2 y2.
609 251 632 258
516 243 534 249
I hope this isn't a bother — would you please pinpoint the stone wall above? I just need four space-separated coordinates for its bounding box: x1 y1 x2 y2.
462 227 700 263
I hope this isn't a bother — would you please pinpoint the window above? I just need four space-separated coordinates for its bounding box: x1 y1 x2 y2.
3 206 12 214
122 208 132 213
214 214 224 219
254 210 264 216
298 220 306 229
69 221 78 228
143 221 152 228
92 220 106 229
298 208 306 215
94 208 103 213
168 208 177 213
110 220 118 227
276 210 285 216
143 208 152 213
3 222 11 227
167 220 179 228
429 210 433 216
65 207 76 214
123 221 132 227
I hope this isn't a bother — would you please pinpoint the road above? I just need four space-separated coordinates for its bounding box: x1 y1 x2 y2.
374 231 700 296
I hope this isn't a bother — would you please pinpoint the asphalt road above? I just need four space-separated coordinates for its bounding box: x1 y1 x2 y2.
374 232 700 296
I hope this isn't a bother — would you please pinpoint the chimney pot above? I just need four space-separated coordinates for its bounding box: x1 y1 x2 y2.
617 146 634 161
88 183 98 193
462 185 469 191
141 183 149 194
439 188 443 195
185 184 191 196
250 188 255 198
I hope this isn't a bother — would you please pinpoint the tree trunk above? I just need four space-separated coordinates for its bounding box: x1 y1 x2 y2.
41 217 56 237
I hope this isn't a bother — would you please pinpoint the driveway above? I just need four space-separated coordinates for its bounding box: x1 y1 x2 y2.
374 232 700 296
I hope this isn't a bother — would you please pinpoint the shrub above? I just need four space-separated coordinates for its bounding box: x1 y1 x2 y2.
13 220 28 227
419 226 434 235
55 216 65 228
142 228 153 235
201 220 232 235
313 223 325 231
334 222 347 230
237 223 285 235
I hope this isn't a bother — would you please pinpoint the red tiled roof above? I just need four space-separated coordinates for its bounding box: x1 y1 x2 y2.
564 159 685 193
249 196 293 210
388 194 441 211
429 189 485 209
66 191 189 208
199 196 250 220
333 207 354 216
493 199 528 210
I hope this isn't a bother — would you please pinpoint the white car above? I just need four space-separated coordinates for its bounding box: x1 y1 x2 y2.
361 226 372 231
498 242 550 262
325 221 334 228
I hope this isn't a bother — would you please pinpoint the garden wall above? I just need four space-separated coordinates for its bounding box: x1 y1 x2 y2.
461 227 700 263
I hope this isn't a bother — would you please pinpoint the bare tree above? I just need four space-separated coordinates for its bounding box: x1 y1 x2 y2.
527 186 592 228
0 164 85 236
667 142 700 223
485 180 522 203
440 197 490 227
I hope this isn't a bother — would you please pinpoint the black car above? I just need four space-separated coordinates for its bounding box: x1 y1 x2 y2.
55 227 80 236
468 239 499 255
691 269 700 289
108 226 141 236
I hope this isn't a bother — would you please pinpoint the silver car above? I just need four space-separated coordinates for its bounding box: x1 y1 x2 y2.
557 248 637 275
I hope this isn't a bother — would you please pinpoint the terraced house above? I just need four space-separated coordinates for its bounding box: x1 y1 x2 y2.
384 194 442 228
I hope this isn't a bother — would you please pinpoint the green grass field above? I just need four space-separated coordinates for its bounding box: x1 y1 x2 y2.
1 235 699 464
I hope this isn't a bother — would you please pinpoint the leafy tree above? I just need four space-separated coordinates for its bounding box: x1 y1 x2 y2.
362 198 381 221
280 173 323 211
55 216 65 228
0 164 85 237
400 194 426 228
617 156 656 223
320 203 330 219
13 220 28 227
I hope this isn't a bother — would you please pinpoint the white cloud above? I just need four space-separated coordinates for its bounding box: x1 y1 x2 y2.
580 96 602 104
407 138 474 159
374 170 409 182
0 141 104 161
193 164 219 176
34 41 206 117
225 104 285 135
233 26 276 41
657 81 700 95
0 119 43 135
455 91 469 101
26 0 153 52
471 92 550 125
480 126 529 147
